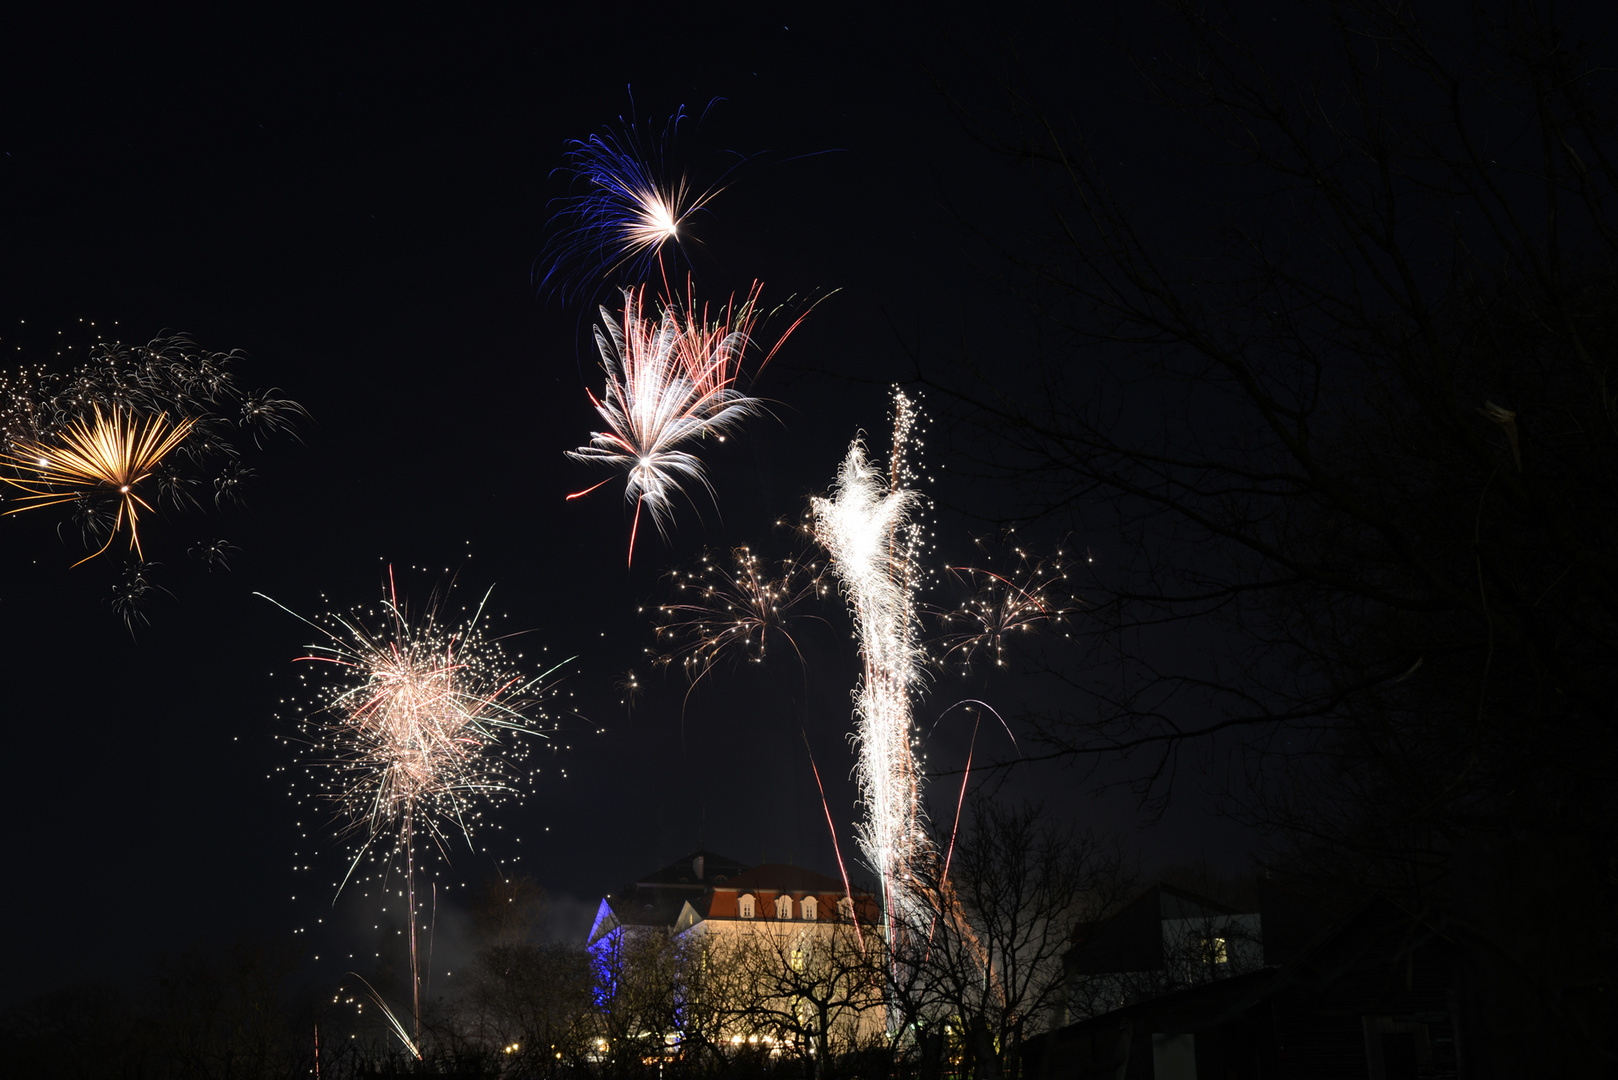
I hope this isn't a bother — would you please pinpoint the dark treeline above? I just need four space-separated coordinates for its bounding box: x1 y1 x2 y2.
0 799 1127 1080
922 0 1618 1071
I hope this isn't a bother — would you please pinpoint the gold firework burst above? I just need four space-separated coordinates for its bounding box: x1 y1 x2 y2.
1 405 195 565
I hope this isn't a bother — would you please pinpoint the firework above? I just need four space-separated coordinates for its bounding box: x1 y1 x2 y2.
614 669 644 715
0 328 305 610
109 560 169 633
0 330 305 486
567 287 769 563
263 572 570 1049
668 280 774 397
652 544 829 690
349 975 422 1061
935 530 1079 672
537 103 734 303
1 404 195 565
810 389 930 927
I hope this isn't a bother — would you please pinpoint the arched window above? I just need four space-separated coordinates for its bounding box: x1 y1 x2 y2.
775 894 794 920
738 893 756 919
837 896 855 920
801 895 819 921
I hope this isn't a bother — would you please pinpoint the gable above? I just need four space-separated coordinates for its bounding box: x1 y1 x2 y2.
586 898 621 946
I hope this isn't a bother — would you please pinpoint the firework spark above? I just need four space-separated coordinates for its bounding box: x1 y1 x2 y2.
537 103 734 302
567 287 770 563
263 572 570 1049
0 328 304 618
652 544 829 691
810 389 930 927
0 330 306 499
1 404 195 565
935 531 1079 672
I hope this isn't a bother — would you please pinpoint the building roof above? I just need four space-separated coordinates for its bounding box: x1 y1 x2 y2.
1070 882 1240 944
716 863 851 895
1067 883 1249 975
603 890 691 928
634 848 753 893
634 849 748 889
592 854 868 940
600 849 749 928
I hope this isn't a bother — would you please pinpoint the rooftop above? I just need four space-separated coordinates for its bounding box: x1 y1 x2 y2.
717 863 853 894
600 850 749 927
633 849 748 890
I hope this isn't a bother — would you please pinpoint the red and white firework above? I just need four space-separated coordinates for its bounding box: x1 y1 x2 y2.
568 285 794 563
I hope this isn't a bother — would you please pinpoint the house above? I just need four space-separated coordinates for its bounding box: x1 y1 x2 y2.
587 851 879 950
673 862 877 933
586 850 885 1058
1065 883 1265 1023
586 848 749 955
1026 894 1464 1080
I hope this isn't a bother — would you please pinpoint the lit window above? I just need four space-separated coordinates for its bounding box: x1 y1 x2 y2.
739 894 756 919
801 896 818 921
1202 937 1228 964
775 895 793 919
791 947 805 971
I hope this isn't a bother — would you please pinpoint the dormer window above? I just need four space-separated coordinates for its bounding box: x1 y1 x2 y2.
738 893 756 919
801 896 818 921
775 895 793 920
837 896 855 920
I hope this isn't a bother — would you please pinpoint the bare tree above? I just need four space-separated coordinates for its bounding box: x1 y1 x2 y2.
897 796 1131 1079
585 926 690 1075
923 0 1617 1066
702 911 887 1078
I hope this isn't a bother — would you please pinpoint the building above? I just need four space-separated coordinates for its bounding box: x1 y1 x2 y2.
586 848 750 954
1028 894 1463 1080
672 862 872 932
586 850 879 951
586 850 885 1061
1065 883 1265 1024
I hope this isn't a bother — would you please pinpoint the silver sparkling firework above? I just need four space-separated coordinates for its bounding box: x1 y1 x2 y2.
811 389 931 927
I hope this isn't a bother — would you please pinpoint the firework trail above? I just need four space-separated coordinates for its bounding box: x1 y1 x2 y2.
805 739 867 955
262 571 570 1050
349 975 422 1061
1 405 195 565
537 102 734 303
935 530 1079 673
810 389 930 929
567 286 777 564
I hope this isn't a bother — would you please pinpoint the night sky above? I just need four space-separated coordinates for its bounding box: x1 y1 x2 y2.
0 6 1246 1001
